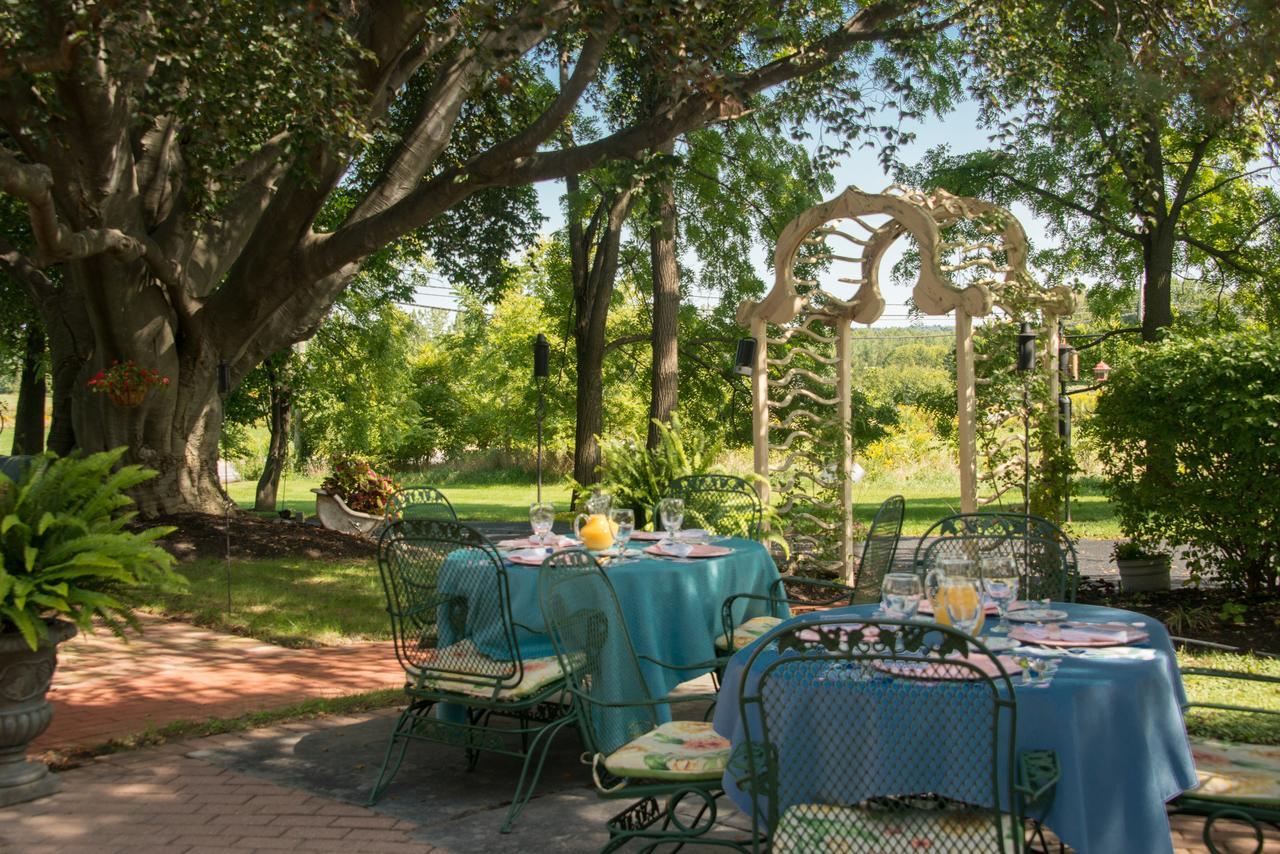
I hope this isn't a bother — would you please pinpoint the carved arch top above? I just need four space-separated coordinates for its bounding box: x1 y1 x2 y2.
738 185 1080 326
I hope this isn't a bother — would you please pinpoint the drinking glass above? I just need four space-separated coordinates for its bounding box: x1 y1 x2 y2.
611 508 635 560
942 577 985 636
880 572 924 620
980 556 1020 634
529 502 555 545
658 497 685 543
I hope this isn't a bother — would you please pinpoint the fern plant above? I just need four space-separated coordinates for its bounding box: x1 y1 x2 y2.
0 449 186 650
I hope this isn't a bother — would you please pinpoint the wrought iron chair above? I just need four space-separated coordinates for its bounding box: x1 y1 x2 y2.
734 615 1059 852
717 576 857 655
384 486 458 523
1170 639 1280 853
368 518 575 833
915 513 1073 602
537 548 747 853
662 474 763 541
851 494 906 604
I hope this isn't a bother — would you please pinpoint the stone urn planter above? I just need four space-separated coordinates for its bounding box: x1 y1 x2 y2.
0 619 76 806
312 488 383 538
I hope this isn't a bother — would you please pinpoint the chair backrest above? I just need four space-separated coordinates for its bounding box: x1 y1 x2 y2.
377 518 523 695
739 616 1020 853
537 548 658 758
385 486 458 523
916 513 1072 602
853 494 905 602
662 474 762 540
992 513 1079 602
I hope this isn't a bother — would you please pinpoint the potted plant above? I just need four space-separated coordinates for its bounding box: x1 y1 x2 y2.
312 457 398 536
0 449 184 806
86 360 171 407
1113 540 1172 592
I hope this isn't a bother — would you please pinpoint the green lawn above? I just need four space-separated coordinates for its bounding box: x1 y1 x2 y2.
137 556 388 647
229 470 1122 538
1182 651 1280 744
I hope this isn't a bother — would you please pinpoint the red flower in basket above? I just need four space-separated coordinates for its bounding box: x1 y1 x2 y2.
86 360 171 407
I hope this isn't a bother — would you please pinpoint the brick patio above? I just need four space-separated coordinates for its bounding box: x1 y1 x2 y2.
11 615 1273 852
35 615 402 753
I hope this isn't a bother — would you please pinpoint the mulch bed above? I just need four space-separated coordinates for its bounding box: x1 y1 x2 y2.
133 512 376 563
1076 578 1280 654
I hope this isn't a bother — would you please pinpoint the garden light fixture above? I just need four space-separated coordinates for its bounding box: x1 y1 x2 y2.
733 337 756 377
1016 322 1037 373
532 335 549 502
1093 360 1111 382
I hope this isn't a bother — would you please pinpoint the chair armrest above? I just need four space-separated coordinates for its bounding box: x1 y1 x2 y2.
567 688 713 712
1014 749 1060 816
638 654 721 673
768 575 856 607
721 592 791 639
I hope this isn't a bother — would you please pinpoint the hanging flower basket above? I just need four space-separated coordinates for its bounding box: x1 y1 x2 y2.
87 361 170 408
107 386 149 407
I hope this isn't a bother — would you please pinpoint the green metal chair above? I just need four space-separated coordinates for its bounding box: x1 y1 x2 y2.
734 615 1059 852
916 513 1074 602
851 494 906 604
1171 638 1280 853
384 486 458 523
717 576 857 655
537 547 747 853
662 474 763 540
368 518 575 833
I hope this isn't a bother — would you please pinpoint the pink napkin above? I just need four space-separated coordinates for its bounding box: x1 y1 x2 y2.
1012 623 1146 646
643 543 732 558
628 530 666 542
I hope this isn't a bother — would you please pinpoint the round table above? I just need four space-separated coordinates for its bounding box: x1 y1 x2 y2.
712 602 1198 854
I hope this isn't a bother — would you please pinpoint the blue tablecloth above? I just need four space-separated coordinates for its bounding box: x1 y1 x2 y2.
440 538 782 706
712 603 1198 854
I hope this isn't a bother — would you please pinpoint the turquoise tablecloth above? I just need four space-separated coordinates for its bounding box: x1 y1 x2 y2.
712 603 1198 854
441 538 783 704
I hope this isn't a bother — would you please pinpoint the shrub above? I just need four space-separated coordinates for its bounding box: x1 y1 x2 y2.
0 449 186 650
587 413 721 521
1089 331 1280 592
321 457 399 514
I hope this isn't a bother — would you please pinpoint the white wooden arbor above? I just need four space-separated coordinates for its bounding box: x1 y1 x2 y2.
737 185 1079 580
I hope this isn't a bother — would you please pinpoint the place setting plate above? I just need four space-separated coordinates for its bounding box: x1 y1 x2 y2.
1005 608 1070 624
871 653 1024 681
1010 621 1150 648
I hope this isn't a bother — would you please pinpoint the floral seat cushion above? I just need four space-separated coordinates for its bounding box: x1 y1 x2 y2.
772 803 1020 853
715 616 784 652
1189 738 1280 805
603 720 731 781
413 639 566 701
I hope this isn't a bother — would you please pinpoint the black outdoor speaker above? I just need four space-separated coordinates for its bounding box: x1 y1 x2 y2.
733 337 756 377
533 334 550 379
217 360 232 395
1016 323 1037 373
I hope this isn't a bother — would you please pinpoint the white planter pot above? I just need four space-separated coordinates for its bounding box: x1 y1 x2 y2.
312 489 383 538
1117 557 1171 592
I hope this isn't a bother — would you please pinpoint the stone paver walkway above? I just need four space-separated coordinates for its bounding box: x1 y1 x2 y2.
4 707 1272 853
35 615 401 753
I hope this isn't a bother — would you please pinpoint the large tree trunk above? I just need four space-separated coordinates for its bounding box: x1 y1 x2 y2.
647 161 680 450
44 258 229 515
11 323 46 455
568 184 635 489
1141 221 1177 342
254 357 293 511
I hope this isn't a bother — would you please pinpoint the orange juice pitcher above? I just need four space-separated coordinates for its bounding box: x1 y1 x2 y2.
574 492 616 552
925 558 985 633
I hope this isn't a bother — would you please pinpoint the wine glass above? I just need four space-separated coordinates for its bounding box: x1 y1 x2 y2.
942 577 985 636
611 508 635 561
529 502 555 545
880 573 924 620
980 556 1020 634
658 497 684 544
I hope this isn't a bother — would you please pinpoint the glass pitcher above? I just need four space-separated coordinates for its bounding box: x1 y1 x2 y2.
574 491 615 552
925 558 985 634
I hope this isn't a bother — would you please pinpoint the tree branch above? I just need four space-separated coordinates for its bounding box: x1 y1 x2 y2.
1178 231 1263 277
1168 128 1217 219
0 235 55 302
988 168 1141 240
1179 165 1275 208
